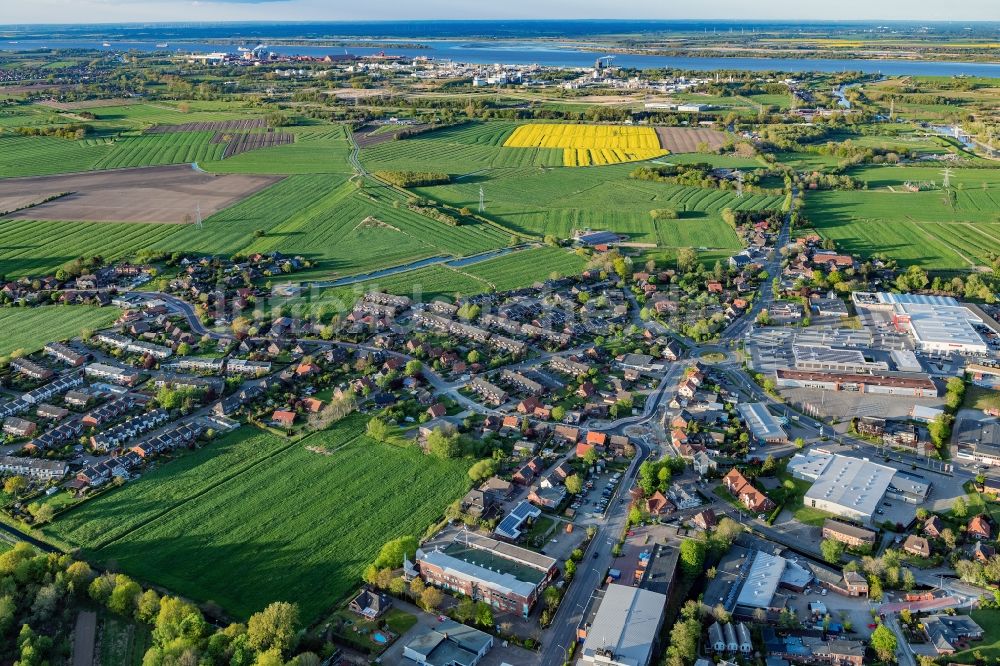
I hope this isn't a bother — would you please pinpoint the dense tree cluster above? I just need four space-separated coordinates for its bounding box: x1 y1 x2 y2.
0 543 316 666
373 171 451 188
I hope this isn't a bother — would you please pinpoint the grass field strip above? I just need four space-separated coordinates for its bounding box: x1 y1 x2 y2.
82 432 316 552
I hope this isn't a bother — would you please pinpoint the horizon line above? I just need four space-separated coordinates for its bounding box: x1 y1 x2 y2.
3 18 1000 27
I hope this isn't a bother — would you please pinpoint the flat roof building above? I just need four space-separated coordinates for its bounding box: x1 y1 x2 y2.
579 584 667 666
416 532 556 618
402 619 493 666
853 292 988 355
775 368 938 398
801 453 897 525
792 345 889 374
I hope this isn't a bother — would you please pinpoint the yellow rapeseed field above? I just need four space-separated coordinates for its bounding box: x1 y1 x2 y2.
503 123 668 167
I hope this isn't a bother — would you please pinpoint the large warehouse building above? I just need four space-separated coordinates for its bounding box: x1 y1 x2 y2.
790 452 930 525
852 292 989 355
774 369 938 398
579 584 667 666
792 344 889 374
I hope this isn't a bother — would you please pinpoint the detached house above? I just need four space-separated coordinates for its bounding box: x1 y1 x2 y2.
271 410 296 428
903 535 931 558
722 468 774 513
969 515 992 540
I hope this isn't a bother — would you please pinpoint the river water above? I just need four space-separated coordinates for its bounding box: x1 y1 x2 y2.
2 37 998 77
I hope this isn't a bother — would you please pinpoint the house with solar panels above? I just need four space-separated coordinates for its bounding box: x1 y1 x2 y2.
494 501 541 541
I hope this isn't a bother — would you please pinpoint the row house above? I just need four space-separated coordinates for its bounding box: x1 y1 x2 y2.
3 417 37 438
480 314 522 336
0 399 30 420
412 311 491 343
468 378 508 406
491 335 527 356
168 356 225 373
82 397 137 428
36 403 69 421
364 291 411 309
224 359 272 376
426 300 458 317
708 621 752 655
23 372 83 405
76 455 136 488
11 357 54 381
64 390 92 408
130 421 206 458
25 419 83 452
821 519 877 548
520 323 571 347
548 356 589 377
500 370 544 396
352 301 401 320
152 374 220 394
0 455 68 480
91 409 170 452
44 342 87 367
85 363 141 386
96 332 173 359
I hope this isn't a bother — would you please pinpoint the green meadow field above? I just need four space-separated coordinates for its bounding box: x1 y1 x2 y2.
46 417 470 622
412 162 782 247
804 166 1000 270
0 306 121 357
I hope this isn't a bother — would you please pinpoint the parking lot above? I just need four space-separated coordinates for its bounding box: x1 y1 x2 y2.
569 468 627 523
785 585 878 640
779 385 945 423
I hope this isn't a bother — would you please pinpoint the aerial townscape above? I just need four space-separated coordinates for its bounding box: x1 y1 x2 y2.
1 5 1000 666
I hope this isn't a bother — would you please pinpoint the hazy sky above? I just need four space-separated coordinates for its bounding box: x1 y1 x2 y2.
3 0 998 24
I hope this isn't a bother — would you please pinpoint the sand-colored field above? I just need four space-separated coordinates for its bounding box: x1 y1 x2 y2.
0 164 281 223
654 126 727 153
36 98 142 111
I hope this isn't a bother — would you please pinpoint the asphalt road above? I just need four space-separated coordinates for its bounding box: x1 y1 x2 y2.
537 437 649 666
